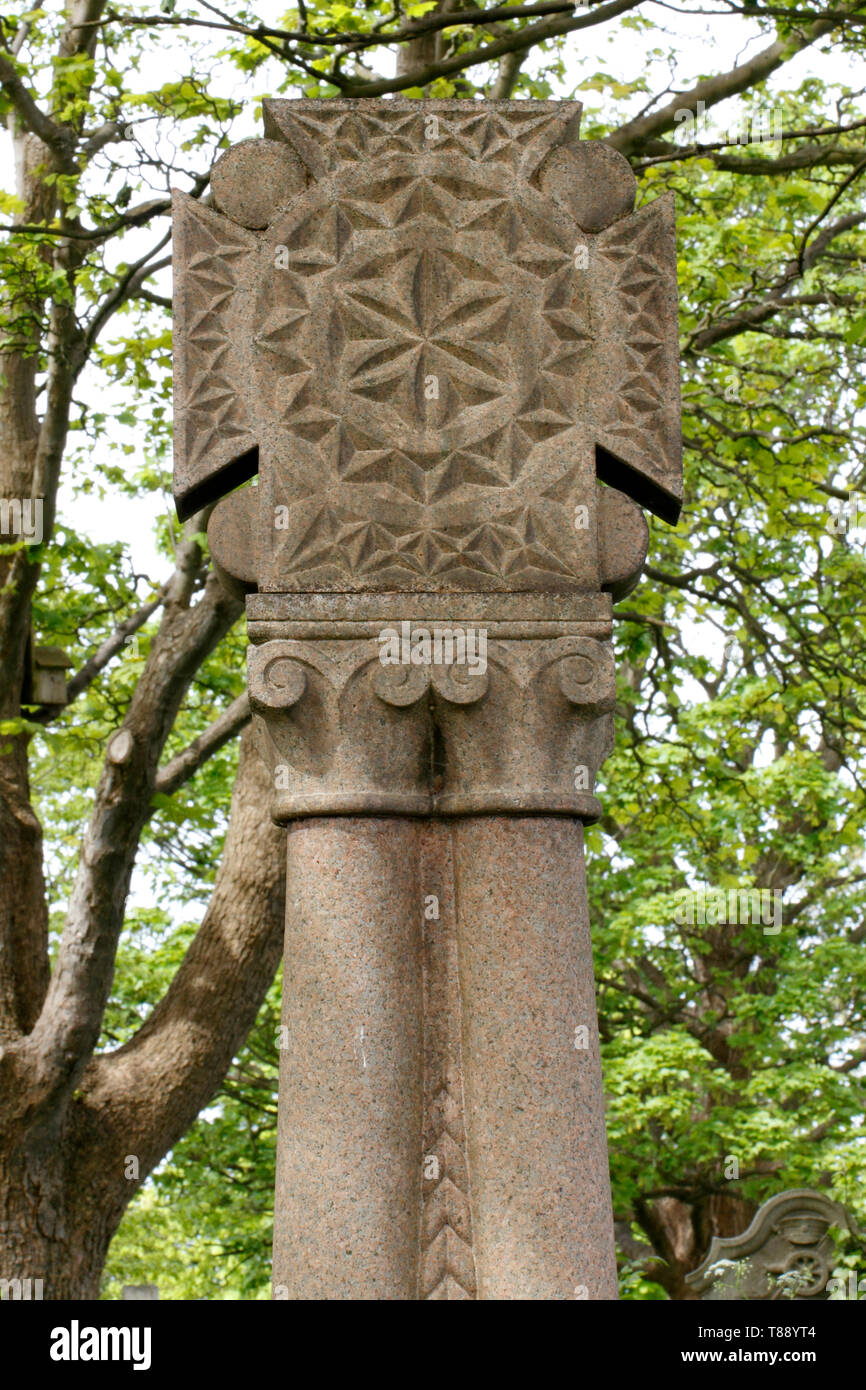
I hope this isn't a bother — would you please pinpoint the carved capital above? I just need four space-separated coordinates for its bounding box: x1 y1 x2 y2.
248 620 615 822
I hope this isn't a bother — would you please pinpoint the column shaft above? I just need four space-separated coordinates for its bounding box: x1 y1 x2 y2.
273 817 423 1300
452 816 617 1300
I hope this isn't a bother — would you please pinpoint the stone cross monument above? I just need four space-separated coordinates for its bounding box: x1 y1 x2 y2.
172 99 682 1300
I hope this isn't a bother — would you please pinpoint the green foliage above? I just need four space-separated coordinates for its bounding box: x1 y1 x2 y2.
103 968 281 1301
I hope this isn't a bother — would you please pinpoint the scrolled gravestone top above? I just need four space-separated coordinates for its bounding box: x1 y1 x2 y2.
686 1189 856 1301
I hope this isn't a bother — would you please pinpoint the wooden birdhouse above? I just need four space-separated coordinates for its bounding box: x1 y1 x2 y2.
22 635 72 708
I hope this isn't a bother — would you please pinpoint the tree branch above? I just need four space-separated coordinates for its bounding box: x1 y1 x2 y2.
76 726 285 1205
686 208 866 353
84 247 171 355
340 0 641 97
101 1 598 50
20 531 243 1121
30 587 168 725
0 53 75 167
608 6 857 158
633 116 866 173
155 694 251 797
490 46 527 98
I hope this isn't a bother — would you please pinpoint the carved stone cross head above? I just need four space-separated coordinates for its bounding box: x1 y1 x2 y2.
174 99 681 588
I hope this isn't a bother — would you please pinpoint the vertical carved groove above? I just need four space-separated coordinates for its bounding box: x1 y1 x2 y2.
418 823 477 1300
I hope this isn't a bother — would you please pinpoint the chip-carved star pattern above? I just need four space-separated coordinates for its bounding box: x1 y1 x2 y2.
175 198 256 475
266 102 578 179
597 203 677 472
254 163 595 588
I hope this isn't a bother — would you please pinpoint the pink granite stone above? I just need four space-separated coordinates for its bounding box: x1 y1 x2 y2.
273 818 422 1300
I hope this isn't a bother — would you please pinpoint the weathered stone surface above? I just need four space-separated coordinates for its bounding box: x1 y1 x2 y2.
686 1189 857 1301
209 478 651 614
211 137 307 230
174 99 681 540
272 817 616 1300
207 484 257 598
597 485 650 600
537 137 636 232
246 622 614 822
172 97 683 1301
273 818 422 1300
451 817 617 1299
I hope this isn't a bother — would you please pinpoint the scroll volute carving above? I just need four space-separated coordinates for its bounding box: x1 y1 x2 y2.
248 641 432 818
247 633 616 823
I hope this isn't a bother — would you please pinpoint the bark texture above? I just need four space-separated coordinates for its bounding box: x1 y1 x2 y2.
0 728 285 1298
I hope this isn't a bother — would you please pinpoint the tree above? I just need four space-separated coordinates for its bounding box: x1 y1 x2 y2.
1 0 864 1299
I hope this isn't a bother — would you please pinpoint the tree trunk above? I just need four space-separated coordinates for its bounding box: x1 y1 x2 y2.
0 1129 116 1301
0 726 286 1299
634 1193 758 1299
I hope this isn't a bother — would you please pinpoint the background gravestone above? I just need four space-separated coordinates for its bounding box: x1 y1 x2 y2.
173 99 683 1299
686 1189 858 1301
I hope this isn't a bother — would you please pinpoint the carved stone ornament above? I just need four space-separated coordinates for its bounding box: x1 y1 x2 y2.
686 1190 857 1301
173 99 683 1300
